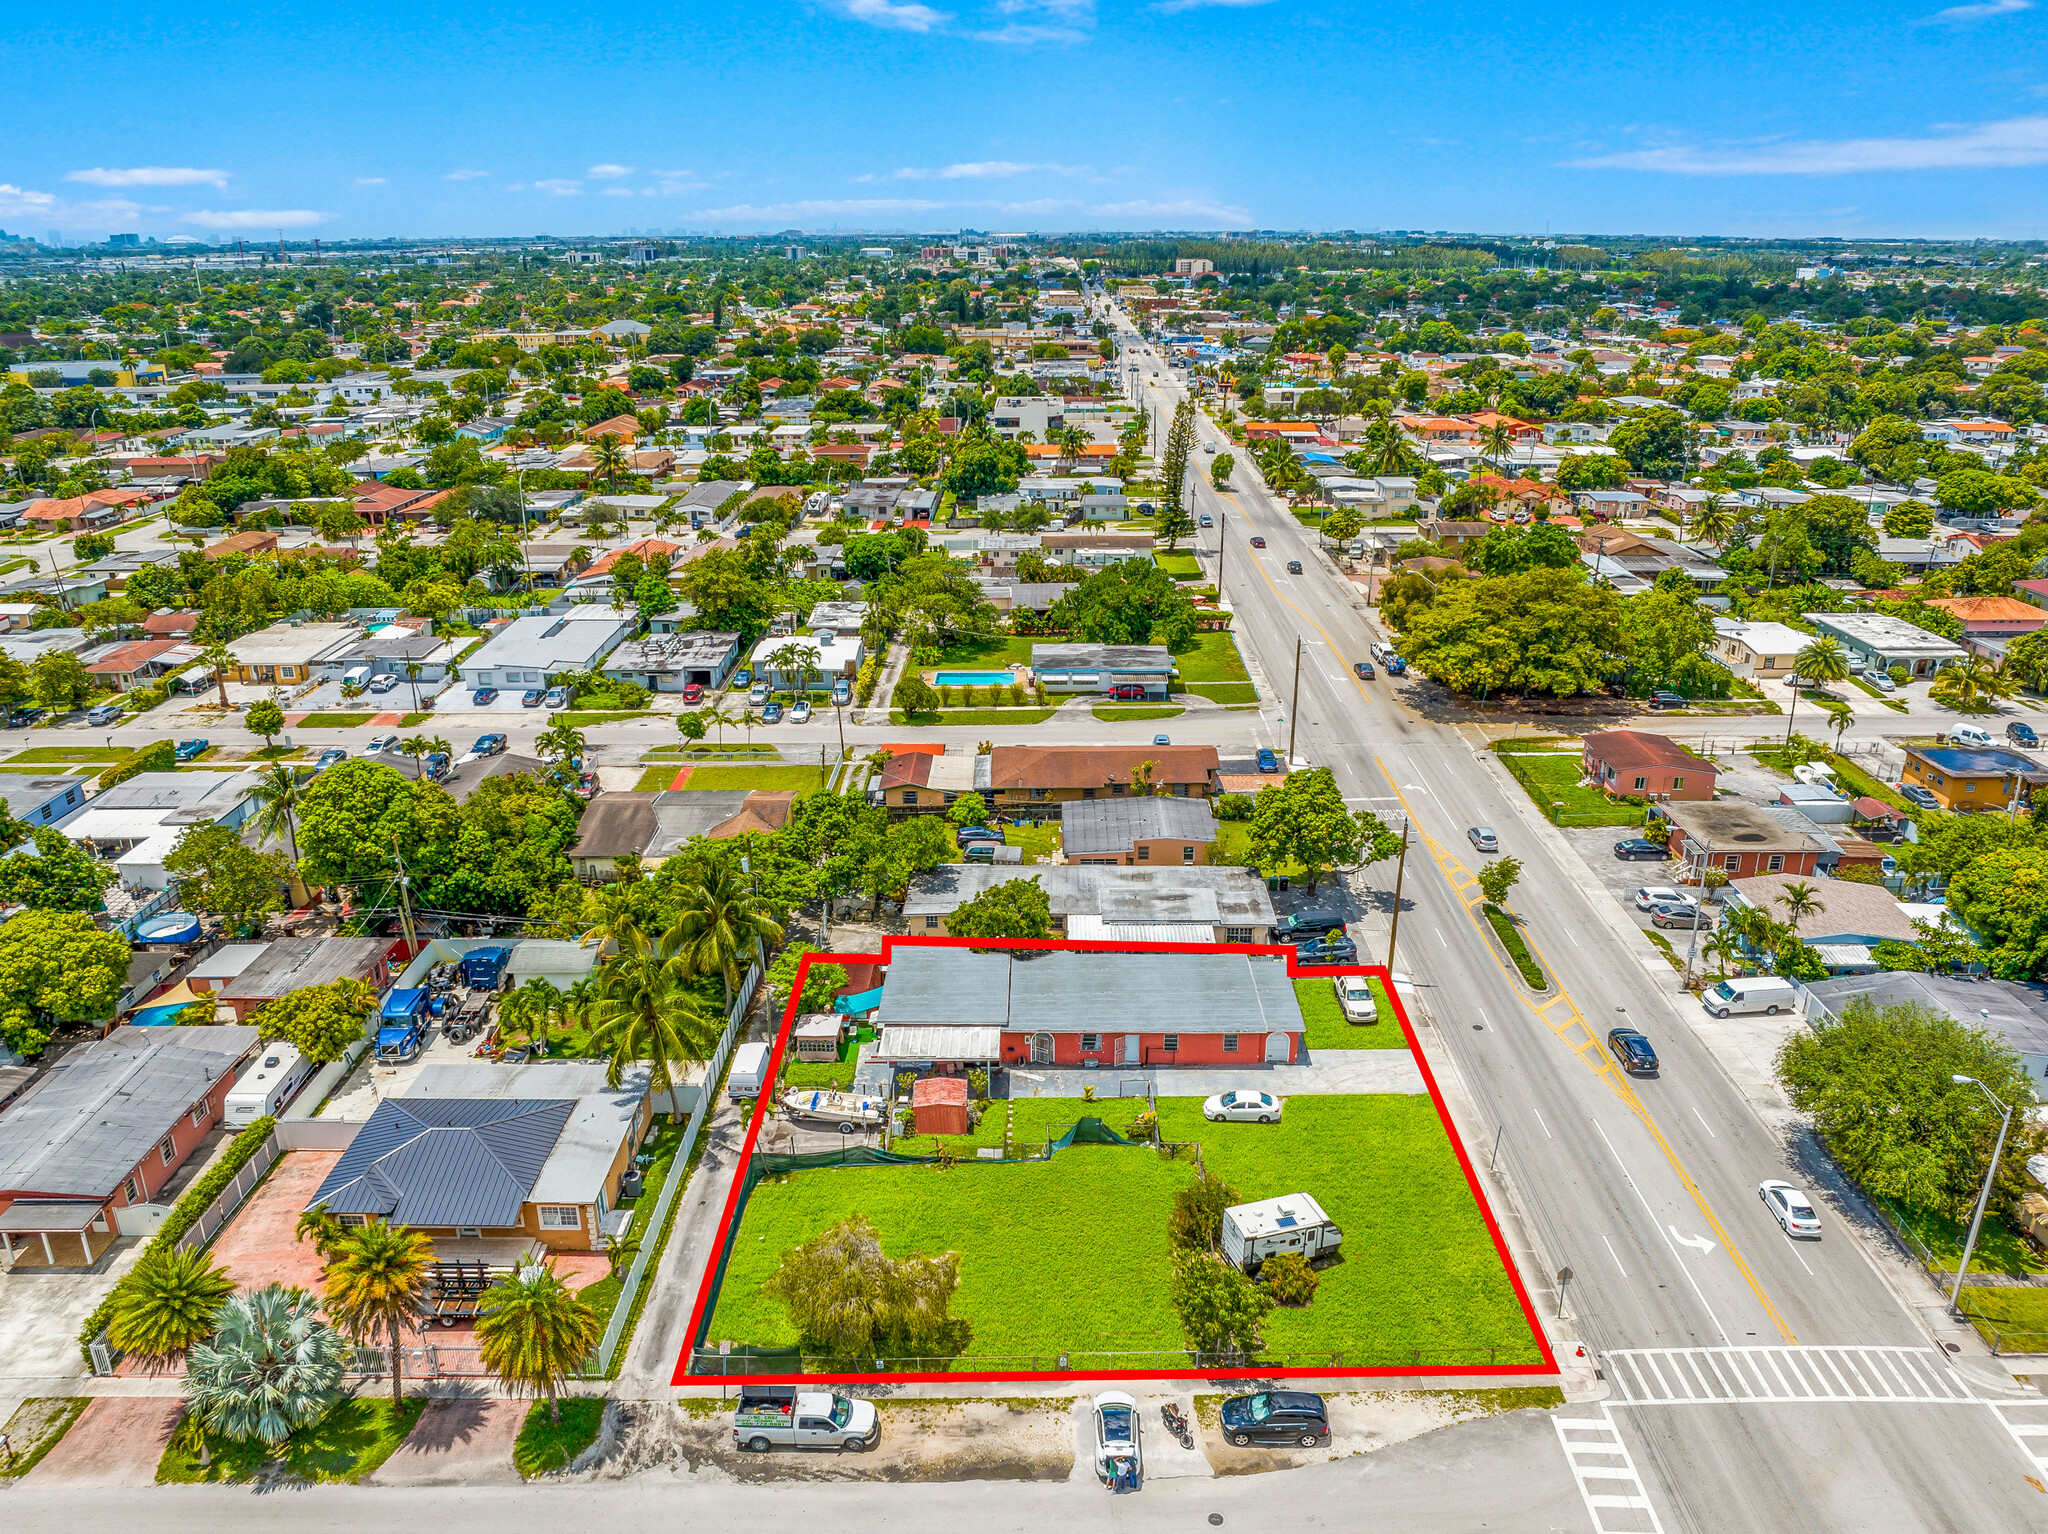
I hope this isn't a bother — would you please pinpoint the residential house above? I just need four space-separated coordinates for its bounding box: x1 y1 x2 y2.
0 771 86 828
1660 800 1826 882
223 621 357 686
875 751 987 815
1036 530 1154 569
1723 873 1920 976
1415 518 1493 552
1901 744 2045 814
215 936 396 1022
143 610 201 639
305 1062 652 1252
457 605 635 692
204 529 281 561
1710 618 1813 681
57 771 261 893
569 788 800 880
603 631 743 693
870 946 1303 1068
0 1025 259 1265
1061 796 1218 866
1804 972 2048 1090
1804 612 1966 678
1581 731 1718 802
1923 596 2048 642
987 745 1218 814
79 638 191 692
904 864 1275 943
318 625 462 685
746 630 862 687
1030 642 1173 699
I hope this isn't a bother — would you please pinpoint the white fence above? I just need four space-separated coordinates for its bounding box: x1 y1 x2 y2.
588 949 762 1375
170 1130 284 1257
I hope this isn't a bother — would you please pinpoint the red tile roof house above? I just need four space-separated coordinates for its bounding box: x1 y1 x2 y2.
1581 730 1718 803
0 1025 259 1266
1924 595 2048 640
872 946 1306 1070
83 638 189 692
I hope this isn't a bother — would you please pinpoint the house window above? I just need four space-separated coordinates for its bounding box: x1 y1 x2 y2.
1082 787 1096 800
338 1213 368 1228
1672 776 1684 790
1111 783 1126 797
1768 855 1784 872
123 1175 140 1203
1964 781 1976 793
1225 926 1252 944
1223 1035 1239 1053
1136 844 1150 861
158 1137 175 1165
942 792 956 804
901 789 918 805
539 1206 581 1230
458 1226 483 1239
1633 776 1647 791
925 915 940 930
192 1100 209 1127
1161 1035 1179 1053
1723 854 1740 870
1183 845 1196 863
1081 1033 1099 1051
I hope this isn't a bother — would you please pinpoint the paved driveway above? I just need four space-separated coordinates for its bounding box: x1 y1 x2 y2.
24 1397 181 1487
1005 1053 1425 1099
368 1397 526 1486
207 1150 342 1293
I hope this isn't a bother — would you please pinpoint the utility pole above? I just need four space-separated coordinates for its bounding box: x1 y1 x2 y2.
1684 840 1712 980
1386 821 1411 969
392 838 418 951
1287 636 1303 766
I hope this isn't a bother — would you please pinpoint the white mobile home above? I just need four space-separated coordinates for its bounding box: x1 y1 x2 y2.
1220 1193 1343 1274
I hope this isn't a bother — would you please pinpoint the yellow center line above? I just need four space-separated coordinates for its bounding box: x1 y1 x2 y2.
1375 764 1799 1347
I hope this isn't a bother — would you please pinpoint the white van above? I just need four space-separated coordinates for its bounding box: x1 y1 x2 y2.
340 663 375 691
1703 976 1799 1018
1949 724 1995 749
728 1041 771 1103
224 1042 313 1126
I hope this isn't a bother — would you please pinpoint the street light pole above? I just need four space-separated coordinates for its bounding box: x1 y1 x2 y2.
1950 1074 2015 1317
1386 821 1411 970
1287 635 1303 766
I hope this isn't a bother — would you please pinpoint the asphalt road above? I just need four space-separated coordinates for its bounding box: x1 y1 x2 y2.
1113 321 2048 1532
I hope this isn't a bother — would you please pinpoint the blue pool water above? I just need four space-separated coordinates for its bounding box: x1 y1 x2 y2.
935 670 1016 686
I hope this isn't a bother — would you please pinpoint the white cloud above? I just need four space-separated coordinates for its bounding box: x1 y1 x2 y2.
354 176 387 186
0 184 58 217
0 183 150 229
1572 115 2048 174
180 208 330 229
1915 0 2030 22
824 0 951 30
443 168 489 181
1085 196 1252 224
1155 0 1280 11
66 166 230 190
864 160 1087 181
971 0 1092 41
531 179 583 195
588 163 634 178
649 178 709 195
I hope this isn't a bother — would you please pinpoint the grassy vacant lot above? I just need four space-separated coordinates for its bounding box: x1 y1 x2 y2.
1883 1195 2047 1276
782 1027 876 1091
1212 820 1308 880
158 1396 426 1484
1156 553 1204 581
515 1399 605 1479
1094 705 1184 721
636 764 680 791
712 1094 1538 1367
7 746 128 762
937 634 1040 669
673 765 827 793
559 710 654 726
1961 1287 2048 1349
0 1397 87 1479
1493 749 1644 827
1292 976 1404 1049
297 712 375 727
1172 631 1251 684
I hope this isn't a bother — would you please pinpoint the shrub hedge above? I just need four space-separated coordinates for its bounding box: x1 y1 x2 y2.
98 739 175 789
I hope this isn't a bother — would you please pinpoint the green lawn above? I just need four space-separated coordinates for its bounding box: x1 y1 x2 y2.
0 1397 87 1479
1494 750 1644 827
936 634 1040 669
674 765 828 793
1093 705 1183 721
1213 819 1306 879
1292 976 1405 1049
636 763 680 791
558 711 654 725
1170 630 1251 685
1960 1288 2048 1351
710 1095 1540 1367
514 1398 605 1479
1185 682 1258 704
1883 1196 2048 1276
1156 553 1204 581
158 1395 427 1485
782 1026 875 1091
6 746 127 762
397 712 432 727
297 712 375 727
891 708 1058 725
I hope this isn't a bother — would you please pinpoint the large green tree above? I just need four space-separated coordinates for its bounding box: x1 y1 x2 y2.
1950 846 2048 978
1246 769 1401 895
1047 561 1197 647
763 1213 970 1361
251 977 377 1063
1398 567 1621 698
0 826 115 912
945 875 1052 939
162 824 291 932
0 910 129 1056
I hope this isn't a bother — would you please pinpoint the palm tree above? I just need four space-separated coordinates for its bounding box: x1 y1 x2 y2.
599 1230 642 1280
474 1261 601 1425
1778 881 1826 923
589 434 630 488
1930 656 2014 715
1786 636 1852 749
250 763 310 907
582 883 647 952
320 1221 434 1408
696 703 739 749
501 976 564 1056
670 861 785 1008
201 638 235 709
107 1248 235 1370
1688 495 1735 549
588 924 725 1115
294 1205 344 1263
399 733 431 777
428 736 453 771
339 679 367 705
403 661 425 713
183 1284 346 1448
536 720 586 769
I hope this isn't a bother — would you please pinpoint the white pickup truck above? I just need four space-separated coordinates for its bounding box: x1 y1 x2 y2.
733 1388 880 1453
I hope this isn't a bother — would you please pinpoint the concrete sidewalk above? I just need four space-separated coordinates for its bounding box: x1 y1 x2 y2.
1005 1052 1426 1100
369 1397 526 1486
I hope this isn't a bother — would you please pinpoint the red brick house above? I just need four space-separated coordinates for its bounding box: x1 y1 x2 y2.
871 946 1304 1070
1662 802 1825 882
1581 730 1718 802
0 1026 258 1265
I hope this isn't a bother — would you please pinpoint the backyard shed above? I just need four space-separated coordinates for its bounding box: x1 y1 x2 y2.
911 1076 971 1138
791 1013 844 1062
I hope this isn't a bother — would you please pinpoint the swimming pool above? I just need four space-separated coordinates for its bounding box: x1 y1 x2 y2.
934 670 1016 686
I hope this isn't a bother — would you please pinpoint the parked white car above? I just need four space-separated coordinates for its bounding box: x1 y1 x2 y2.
1759 1179 1822 1238
1203 1090 1284 1124
1633 886 1684 910
1333 974 1377 1022
790 700 813 724
1092 1392 1141 1488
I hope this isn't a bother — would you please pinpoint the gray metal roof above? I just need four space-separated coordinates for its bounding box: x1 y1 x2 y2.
0 1026 258 1197
1061 796 1218 856
877 948 1301 1035
400 1062 648 1205
1031 642 1173 672
307 1097 576 1226
1804 972 2048 1058
219 937 389 1000
905 864 1274 926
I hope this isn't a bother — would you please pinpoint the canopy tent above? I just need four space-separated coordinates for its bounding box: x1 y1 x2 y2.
126 981 211 1027
832 986 884 1017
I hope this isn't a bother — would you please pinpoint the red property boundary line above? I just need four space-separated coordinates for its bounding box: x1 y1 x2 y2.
672 936 1558 1388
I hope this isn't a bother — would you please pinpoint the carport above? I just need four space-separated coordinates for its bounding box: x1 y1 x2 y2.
0 1200 110 1265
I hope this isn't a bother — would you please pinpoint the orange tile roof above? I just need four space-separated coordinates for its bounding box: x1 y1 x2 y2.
1924 596 2047 621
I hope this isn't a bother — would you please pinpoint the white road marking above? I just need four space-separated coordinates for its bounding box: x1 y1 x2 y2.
1602 1234 1630 1278
1984 1398 2048 1481
1594 1119 1730 1345
1690 1105 1716 1138
1533 1108 1552 1139
1601 1345 1972 1405
1435 927 1447 946
1789 1245 1814 1276
1668 1227 1716 1256
1553 1405 1665 1534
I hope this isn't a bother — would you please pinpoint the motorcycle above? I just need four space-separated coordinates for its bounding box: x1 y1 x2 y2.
1161 1403 1193 1451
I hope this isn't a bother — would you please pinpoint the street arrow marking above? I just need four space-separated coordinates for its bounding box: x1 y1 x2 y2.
1669 1226 1717 1256
1404 783 1431 794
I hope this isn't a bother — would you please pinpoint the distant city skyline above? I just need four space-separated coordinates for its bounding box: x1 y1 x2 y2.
10 0 2048 242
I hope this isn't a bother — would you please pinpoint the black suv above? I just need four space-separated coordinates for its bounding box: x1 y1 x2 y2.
1275 912 1346 942
1607 1027 1659 1073
1219 1390 1330 1447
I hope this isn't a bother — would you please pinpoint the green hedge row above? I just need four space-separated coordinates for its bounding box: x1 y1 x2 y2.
76 1114 278 1366
98 739 175 790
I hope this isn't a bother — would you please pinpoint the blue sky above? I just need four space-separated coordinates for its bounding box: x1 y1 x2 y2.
11 0 2048 241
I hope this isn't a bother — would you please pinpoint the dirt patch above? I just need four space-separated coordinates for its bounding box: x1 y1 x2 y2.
22 1397 182 1487
1194 1387 1564 1476
582 1399 1075 1483
208 1149 341 1294
0 1398 88 1478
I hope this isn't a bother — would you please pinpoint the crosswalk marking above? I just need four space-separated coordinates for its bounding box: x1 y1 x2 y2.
1602 1346 1974 1405
1987 1400 2048 1482
1554 1405 1666 1534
